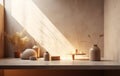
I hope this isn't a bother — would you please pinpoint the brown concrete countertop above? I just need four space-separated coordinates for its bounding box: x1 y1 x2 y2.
0 58 120 70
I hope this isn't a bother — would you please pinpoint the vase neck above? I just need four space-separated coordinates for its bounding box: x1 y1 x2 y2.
93 44 97 47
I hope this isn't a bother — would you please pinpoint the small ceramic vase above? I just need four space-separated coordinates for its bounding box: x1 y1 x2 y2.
89 44 101 61
44 52 50 61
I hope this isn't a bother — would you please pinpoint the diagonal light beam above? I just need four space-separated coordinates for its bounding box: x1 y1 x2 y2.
11 0 75 58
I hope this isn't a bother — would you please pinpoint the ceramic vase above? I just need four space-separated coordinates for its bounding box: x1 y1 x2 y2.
89 44 101 61
44 52 50 61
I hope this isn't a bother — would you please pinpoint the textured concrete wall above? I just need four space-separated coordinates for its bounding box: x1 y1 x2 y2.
32 0 104 55
104 0 120 61
4 0 104 57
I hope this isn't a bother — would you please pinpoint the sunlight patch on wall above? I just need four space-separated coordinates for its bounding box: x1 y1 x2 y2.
11 0 75 58
0 0 3 5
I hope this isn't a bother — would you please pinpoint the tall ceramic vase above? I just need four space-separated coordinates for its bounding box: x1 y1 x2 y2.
89 44 101 61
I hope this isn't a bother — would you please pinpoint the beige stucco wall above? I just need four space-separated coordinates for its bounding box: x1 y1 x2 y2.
104 0 120 61
4 0 104 57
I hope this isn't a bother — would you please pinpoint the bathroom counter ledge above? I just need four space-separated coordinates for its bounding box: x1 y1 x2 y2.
0 58 119 70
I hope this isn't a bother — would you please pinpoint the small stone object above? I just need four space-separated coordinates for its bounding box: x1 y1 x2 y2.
44 52 50 61
89 44 101 61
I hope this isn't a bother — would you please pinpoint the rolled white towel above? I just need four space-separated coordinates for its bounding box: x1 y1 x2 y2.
21 49 37 60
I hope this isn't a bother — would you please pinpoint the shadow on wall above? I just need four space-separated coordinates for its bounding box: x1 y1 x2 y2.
6 0 74 55
4 9 47 57
5 0 75 58
4 0 51 57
